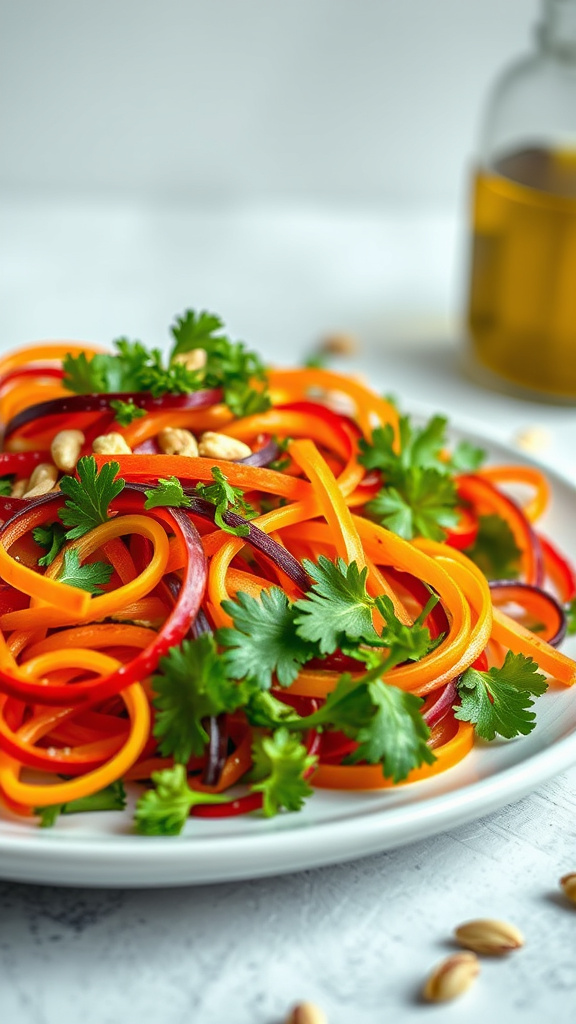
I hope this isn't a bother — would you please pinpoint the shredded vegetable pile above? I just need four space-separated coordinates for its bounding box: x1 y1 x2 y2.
0 309 574 835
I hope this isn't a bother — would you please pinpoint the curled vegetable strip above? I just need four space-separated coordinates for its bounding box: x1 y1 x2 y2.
0 680 150 807
0 330 574 822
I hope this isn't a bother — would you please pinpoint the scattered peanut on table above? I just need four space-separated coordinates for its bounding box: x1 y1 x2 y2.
560 872 576 905
319 331 359 356
454 918 525 955
422 952 480 1003
285 1002 327 1024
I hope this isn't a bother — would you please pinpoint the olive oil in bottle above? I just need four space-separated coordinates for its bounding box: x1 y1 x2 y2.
467 147 576 398
465 0 576 399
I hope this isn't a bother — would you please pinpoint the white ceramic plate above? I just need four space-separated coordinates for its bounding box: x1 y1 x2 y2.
1 420 576 888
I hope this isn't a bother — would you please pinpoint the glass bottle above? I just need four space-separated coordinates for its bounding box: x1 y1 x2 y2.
465 0 576 400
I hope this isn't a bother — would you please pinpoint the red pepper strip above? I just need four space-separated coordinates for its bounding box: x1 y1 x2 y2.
444 505 479 551
94 453 312 502
0 452 52 477
539 534 576 603
457 474 543 585
0 488 207 705
192 793 264 818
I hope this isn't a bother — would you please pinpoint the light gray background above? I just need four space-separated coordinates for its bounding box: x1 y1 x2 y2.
4 5 576 1024
1 0 538 207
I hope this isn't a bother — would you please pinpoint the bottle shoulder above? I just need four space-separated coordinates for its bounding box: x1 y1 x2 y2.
479 49 576 163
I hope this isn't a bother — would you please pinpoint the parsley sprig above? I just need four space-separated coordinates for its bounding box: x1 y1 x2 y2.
359 414 485 541
56 549 113 596
250 728 316 816
454 651 548 740
134 764 229 836
247 661 436 784
463 514 521 580
195 466 257 536
59 456 124 540
62 308 270 417
33 522 67 567
218 556 439 690
109 397 146 426
144 476 191 510
151 633 254 764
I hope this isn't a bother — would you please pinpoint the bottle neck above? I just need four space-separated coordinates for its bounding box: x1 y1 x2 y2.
538 0 576 58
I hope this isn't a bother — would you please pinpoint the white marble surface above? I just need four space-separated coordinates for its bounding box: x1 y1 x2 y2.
1 199 576 1023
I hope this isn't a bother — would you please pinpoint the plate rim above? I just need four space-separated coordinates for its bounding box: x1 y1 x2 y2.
1 412 575 887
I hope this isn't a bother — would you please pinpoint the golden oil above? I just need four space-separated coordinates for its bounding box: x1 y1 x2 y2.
466 146 576 399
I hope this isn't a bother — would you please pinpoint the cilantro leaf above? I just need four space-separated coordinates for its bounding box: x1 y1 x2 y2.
135 348 202 397
56 549 113 595
303 661 435 783
345 678 436 782
59 456 125 540
454 651 548 740
109 398 146 426
63 351 110 394
62 309 271 415
195 466 256 537
144 476 191 509
36 781 126 828
245 660 436 785
171 310 271 416
357 423 398 475
305 672 377 734
250 728 316 816
359 415 448 477
63 338 202 397
464 514 522 580
365 469 459 541
170 309 227 358
218 587 316 690
374 593 438 668
33 522 67 567
134 764 229 836
293 556 377 653
358 412 480 543
447 440 486 473
152 633 251 762
244 689 303 729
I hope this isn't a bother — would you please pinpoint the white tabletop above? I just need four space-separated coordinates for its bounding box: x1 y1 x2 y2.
1 198 576 1024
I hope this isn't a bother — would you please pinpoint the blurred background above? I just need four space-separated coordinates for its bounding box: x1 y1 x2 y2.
0 0 542 384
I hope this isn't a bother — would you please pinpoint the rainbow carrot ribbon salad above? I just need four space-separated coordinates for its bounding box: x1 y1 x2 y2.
0 309 574 835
